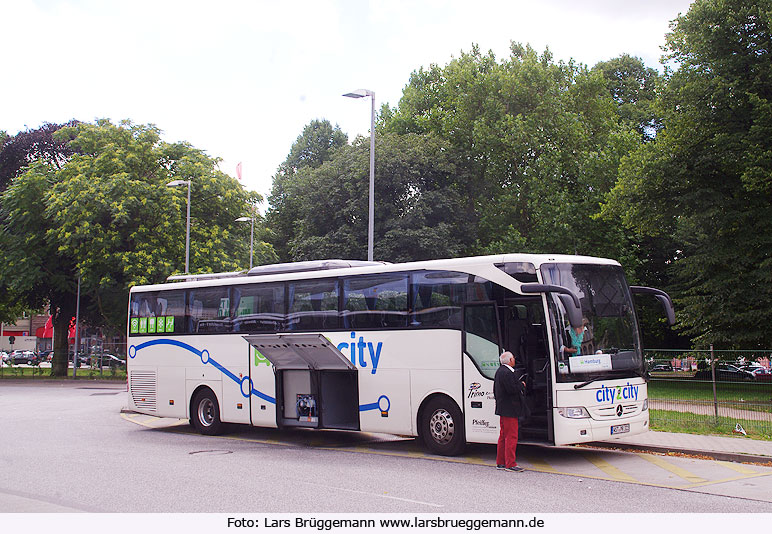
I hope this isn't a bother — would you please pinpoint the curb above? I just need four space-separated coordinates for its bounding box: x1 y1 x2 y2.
587 440 772 465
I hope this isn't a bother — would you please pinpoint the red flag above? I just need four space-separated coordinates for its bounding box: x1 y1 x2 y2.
236 162 243 180
42 315 53 338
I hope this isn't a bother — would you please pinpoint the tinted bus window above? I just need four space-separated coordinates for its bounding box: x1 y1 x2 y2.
129 290 186 335
233 283 285 332
343 274 408 329
189 287 232 333
288 279 339 331
411 271 467 328
466 275 494 303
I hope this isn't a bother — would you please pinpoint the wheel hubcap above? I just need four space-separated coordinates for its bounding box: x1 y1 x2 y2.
198 398 214 427
429 409 455 444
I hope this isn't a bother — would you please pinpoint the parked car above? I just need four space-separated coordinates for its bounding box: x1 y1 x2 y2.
91 354 126 368
741 366 772 382
693 363 749 381
38 350 53 362
650 363 673 372
10 350 39 365
0 351 9 365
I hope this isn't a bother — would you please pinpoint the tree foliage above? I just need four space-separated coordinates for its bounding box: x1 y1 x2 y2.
592 54 662 140
1 120 276 374
0 121 78 192
604 0 772 348
267 120 348 261
277 131 476 262
384 44 639 263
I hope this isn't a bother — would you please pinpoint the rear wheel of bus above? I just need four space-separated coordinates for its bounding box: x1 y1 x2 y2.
190 389 223 435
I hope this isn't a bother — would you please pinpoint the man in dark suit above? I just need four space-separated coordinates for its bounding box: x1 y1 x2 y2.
494 351 527 472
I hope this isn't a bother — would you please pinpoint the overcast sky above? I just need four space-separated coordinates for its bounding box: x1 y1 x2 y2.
1 0 694 208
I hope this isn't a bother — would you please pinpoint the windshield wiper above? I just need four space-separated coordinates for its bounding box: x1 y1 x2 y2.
574 375 603 389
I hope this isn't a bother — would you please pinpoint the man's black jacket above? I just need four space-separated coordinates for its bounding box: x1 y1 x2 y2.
493 364 527 418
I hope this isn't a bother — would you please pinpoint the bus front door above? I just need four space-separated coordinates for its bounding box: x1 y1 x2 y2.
502 297 552 443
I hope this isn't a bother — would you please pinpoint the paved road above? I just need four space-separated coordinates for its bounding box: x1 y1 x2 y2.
2 380 772 513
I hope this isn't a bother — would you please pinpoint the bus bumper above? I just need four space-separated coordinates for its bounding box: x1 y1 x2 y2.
552 408 649 446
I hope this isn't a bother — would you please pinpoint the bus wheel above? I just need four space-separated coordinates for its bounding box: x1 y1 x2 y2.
191 389 223 436
420 397 465 456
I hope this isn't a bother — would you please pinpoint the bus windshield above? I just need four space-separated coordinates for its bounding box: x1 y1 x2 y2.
540 263 643 383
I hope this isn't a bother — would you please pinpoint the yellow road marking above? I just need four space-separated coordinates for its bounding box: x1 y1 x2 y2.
464 454 492 466
582 452 638 483
681 471 772 489
518 452 557 473
716 460 758 475
636 453 708 484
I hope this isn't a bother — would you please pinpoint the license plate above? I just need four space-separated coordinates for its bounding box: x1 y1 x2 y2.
611 423 630 435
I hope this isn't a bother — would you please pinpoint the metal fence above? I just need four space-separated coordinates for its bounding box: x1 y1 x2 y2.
645 348 772 439
0 341 127 380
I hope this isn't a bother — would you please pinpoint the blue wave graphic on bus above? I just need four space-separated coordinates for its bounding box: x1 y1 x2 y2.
128 339 389 414
129 339 276 403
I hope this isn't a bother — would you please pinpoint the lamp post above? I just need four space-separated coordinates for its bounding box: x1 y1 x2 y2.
235 215 255 269
343 88 375 262
167 179 191 273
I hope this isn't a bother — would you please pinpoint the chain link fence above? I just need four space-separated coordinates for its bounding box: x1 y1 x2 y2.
645 348 772 439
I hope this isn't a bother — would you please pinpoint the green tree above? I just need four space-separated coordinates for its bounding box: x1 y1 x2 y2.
386 44 639 262
285 132 475 262
592 54 662 140
266 120 348 261
0 122 79 323
604 0 772 347
1 120 276 375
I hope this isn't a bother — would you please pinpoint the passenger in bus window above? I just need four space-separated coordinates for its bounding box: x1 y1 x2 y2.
494 351 526 472
563 319 587 356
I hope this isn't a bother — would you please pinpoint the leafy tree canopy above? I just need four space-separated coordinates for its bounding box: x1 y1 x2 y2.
0 121 78 193
603 0 772 348
385 43 639 263
1 119 276 374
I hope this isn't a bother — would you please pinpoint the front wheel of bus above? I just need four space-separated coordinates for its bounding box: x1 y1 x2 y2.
420 397 465 456
191 389 223 436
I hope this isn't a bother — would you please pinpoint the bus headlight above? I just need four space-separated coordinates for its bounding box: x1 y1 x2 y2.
643 399 648 411
558 407 590 419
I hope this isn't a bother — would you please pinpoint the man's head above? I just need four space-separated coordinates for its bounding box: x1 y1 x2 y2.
500 351 515 366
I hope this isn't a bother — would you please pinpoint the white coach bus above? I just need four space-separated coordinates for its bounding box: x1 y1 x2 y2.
126 254 674 455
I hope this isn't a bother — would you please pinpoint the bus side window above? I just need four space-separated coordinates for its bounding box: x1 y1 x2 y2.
342 274 408 329
233 283 285 332
288 279 339 331
129 290 185 335
411 271 466 328
188 287 232 333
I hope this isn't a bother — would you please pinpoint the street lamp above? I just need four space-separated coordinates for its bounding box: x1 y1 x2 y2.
343 88 375 262
235 215 255 269
167 179 191 273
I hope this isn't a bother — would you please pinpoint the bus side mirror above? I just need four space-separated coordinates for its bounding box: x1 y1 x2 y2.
520 283 583 329
630 286 676 326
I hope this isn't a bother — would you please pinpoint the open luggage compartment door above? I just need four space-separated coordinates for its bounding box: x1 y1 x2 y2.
243 334 360 430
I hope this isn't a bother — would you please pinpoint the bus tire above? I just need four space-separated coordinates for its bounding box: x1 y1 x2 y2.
420 396 466 456
190 389 223 436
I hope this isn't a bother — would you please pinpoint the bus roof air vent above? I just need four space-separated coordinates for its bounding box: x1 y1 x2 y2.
246 259 389 277
167 271 247 282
